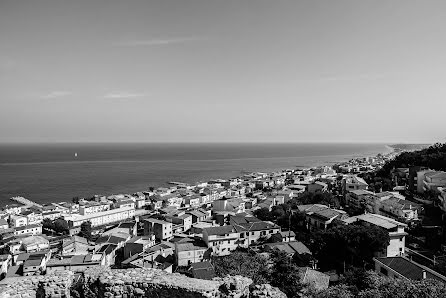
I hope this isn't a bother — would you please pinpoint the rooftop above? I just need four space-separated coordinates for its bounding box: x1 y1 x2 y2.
375 256 446 283
350 213 407 229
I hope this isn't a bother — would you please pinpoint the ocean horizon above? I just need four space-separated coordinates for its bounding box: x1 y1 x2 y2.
0 142 393 205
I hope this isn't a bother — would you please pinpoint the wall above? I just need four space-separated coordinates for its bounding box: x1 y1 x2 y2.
0 267 286 298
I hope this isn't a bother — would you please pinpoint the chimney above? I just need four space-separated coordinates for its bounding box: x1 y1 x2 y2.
422 270 427 279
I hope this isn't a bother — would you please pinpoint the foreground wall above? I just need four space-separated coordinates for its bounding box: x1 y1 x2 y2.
0 267 286 298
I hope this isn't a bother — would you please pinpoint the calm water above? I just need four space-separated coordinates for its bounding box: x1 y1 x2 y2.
0 143 392 205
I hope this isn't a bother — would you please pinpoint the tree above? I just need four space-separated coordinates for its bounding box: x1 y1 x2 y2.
307 270 446 298
72 197 81 204
53 218 69 234
42 218 54 231
212 248 270 285
80 221 92 240
253 207 273 221
311 225 390 272
269 250 304 298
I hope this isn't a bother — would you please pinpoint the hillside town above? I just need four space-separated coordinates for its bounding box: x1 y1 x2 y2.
2 145 446 296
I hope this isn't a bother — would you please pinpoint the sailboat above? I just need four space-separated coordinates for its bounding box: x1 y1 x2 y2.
74 152 78 157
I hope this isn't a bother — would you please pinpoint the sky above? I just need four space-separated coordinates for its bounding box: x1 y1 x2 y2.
1 0 446 143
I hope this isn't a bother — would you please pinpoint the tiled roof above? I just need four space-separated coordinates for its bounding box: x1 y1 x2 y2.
233 221 279 232
375 256 446 283
353 213 406 229
203 225 236 236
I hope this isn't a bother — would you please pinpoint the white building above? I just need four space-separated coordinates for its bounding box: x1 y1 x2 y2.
343 213 407 257
65 206 135 228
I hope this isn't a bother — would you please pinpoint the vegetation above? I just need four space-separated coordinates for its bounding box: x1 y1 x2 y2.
306 270 446 298
360 142 446 192
80 220 92 240
42 217 69 234
310 224 390 272
212 248 306 297
212 248 270 284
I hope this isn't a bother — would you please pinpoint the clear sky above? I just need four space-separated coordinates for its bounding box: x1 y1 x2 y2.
1 0 445 143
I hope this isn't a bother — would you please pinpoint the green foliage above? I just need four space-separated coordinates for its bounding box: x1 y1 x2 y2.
212 248 271 285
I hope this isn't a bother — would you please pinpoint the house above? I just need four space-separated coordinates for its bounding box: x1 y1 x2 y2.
21 235 50 253
95 234 129 250
21 251 51 276
342 175 368 194
307 181 328 194
42 210 62 221
233 221 281 246
212 198 245 213
183 195 201 208
160 194 183 208
175 237 211 266
114 198 135 209
21 210 43 225
264 241 311 257
23 257 45 276
374 256 446 283
9 214 28 228
202 225 240 256
78 201 110 215
121 242 174 273
97 243 118 266
46 254 105 273
143 218 173 241
123 235 156 259
343 213 407 257
305 207 349 231
270 230 296 243
165 214 193 234
1 204 23 215
345 189 377 211
0 218 8 229
188 261 216 280
423 171 446 194
186 210 208 223
379 198 421 223
14 224 42 236
62 236 91 256
0 254 11 276
65 206 135 228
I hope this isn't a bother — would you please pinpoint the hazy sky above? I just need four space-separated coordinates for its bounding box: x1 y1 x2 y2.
1 0 446 143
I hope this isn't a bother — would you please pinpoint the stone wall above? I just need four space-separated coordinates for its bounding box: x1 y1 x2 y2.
0 267 286 298
0 270 73 298
83 267 286 298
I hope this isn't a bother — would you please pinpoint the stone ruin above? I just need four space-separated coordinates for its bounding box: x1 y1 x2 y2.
0 267 286 298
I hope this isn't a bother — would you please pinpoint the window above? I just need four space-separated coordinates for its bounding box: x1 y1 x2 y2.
400 237 403 242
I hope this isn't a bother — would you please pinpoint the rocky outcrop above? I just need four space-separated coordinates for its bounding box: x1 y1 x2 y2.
0 267 286 298
0 270 73 298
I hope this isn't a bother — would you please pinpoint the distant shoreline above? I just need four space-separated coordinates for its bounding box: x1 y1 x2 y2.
0 143 400 205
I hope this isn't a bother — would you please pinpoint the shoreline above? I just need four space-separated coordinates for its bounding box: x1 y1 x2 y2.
4 144 397 207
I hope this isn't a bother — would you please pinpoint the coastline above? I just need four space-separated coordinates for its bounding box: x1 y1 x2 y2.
1 143 397 206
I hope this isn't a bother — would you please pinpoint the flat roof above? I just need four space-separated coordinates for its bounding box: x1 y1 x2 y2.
354 213 407 229
65 206 134 222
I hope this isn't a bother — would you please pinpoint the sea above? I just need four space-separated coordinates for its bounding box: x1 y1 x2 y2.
0 143 393 205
